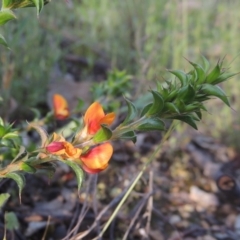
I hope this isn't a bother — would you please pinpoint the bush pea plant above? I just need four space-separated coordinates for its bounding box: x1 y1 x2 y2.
0 0 236 238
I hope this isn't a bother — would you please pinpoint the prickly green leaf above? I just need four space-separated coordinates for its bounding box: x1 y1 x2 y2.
0 34 9 48
0 9 16 25
5 172 25 202
2 0 33 9
119 130 137 143
195 111 202 120
141 103 152 117
11 146 28 163
21 162 36 173
137 117 165 131
0 117 4 126
178 85 195 103
164 89 178 102
188 61 206 83
0 193 10 209
2 132 19 140
122 98 137 125
183 84 196 103
168 70 187 86
65 160 84 192
146 91 164 116
184 103 201 112
31 0 44 14
0 125 7 137
201 84 230 107
163 102 180 114
169 115 198 130
201 55 210 72
213 72 238 85
5 212 19 230
93 125 112 143
206 64 221 83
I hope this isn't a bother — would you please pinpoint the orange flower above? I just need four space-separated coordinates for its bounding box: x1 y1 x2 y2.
46 141 82 160
80 142 113 174
83 102 115 135
53 94 70 120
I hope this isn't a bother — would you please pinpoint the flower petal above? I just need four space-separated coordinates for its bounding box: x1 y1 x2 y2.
46 141 65 153
99 112 116 125
84 102 105 134
82 164 107 174
63 142 82 159
81 143 113 171
53 94 70 120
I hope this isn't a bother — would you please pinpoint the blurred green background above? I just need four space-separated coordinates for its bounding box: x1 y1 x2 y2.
0 0 240 145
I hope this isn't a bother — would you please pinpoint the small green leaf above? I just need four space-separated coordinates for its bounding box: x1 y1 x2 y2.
178 84 196 103
168 70 187 86
0 9 16 25
5 172 25 202
140 103 152 117
0 125 7 137
119 130 136 143
206 64 221 83
65 160 84 192
146 91 164 116
122 98 137 125
11 146 28 163
137 117 165 131
185 84 196 103
93 125 112 143
201 55 210 72
164 89 178 102
169 115 198 130
2 0 32 9
184 103 201 112
0 34 9 48
21 162 36 173
2 132 19 140
5 212 19 231
163 102 180 114
0 117 4 126
195 110 202 120
212 72 238 85
0 193 10 209
188 61 206 83
201 84 230 107
31 0 44 14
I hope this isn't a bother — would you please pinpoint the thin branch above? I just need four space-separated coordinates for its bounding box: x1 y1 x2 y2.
122 192 153 240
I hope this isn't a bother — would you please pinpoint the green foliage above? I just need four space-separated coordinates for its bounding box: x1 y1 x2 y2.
5 172 25 202
64 160 84 192
118 130 137 143
145 91 164 116
0 9 16 26
4 211 19 231
2 0 50 10
0 0 51 48
93 125 113 143
120 59 233 131
91 69 132 110
0 193 10 208
121 98 137 126
137 117 165 131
